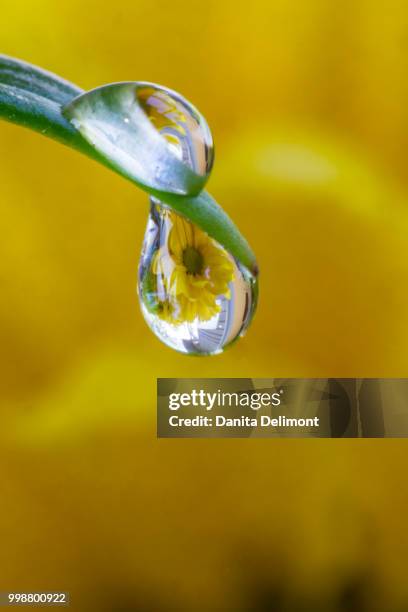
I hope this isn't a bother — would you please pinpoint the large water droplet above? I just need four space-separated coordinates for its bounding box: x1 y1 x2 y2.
138 201 258 355
63 81 213 196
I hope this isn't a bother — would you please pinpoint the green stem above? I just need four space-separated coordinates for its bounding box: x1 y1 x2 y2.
0 54 257 274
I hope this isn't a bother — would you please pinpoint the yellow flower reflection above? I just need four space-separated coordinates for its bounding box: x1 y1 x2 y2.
137 86 187 149
152 210 234 324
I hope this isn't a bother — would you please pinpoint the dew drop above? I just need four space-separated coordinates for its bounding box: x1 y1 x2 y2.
138 201 258 355
63 81 213 196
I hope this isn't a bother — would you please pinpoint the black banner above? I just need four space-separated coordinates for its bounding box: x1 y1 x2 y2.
157 378 408 438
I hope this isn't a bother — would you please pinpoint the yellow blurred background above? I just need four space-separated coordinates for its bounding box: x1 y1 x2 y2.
1 1 408 610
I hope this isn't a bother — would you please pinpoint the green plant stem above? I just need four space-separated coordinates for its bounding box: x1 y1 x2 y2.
0 55 257 274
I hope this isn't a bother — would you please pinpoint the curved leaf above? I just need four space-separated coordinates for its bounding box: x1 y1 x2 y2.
0 55 257 273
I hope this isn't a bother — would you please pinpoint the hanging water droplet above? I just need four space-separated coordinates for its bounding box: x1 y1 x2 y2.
62 81 213 196
138 201 258 354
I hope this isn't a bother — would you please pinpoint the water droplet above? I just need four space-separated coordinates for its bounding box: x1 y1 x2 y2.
63 81 213 196
138 201 258 355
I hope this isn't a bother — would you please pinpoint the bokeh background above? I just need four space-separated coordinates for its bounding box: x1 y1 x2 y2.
1 1 408 610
